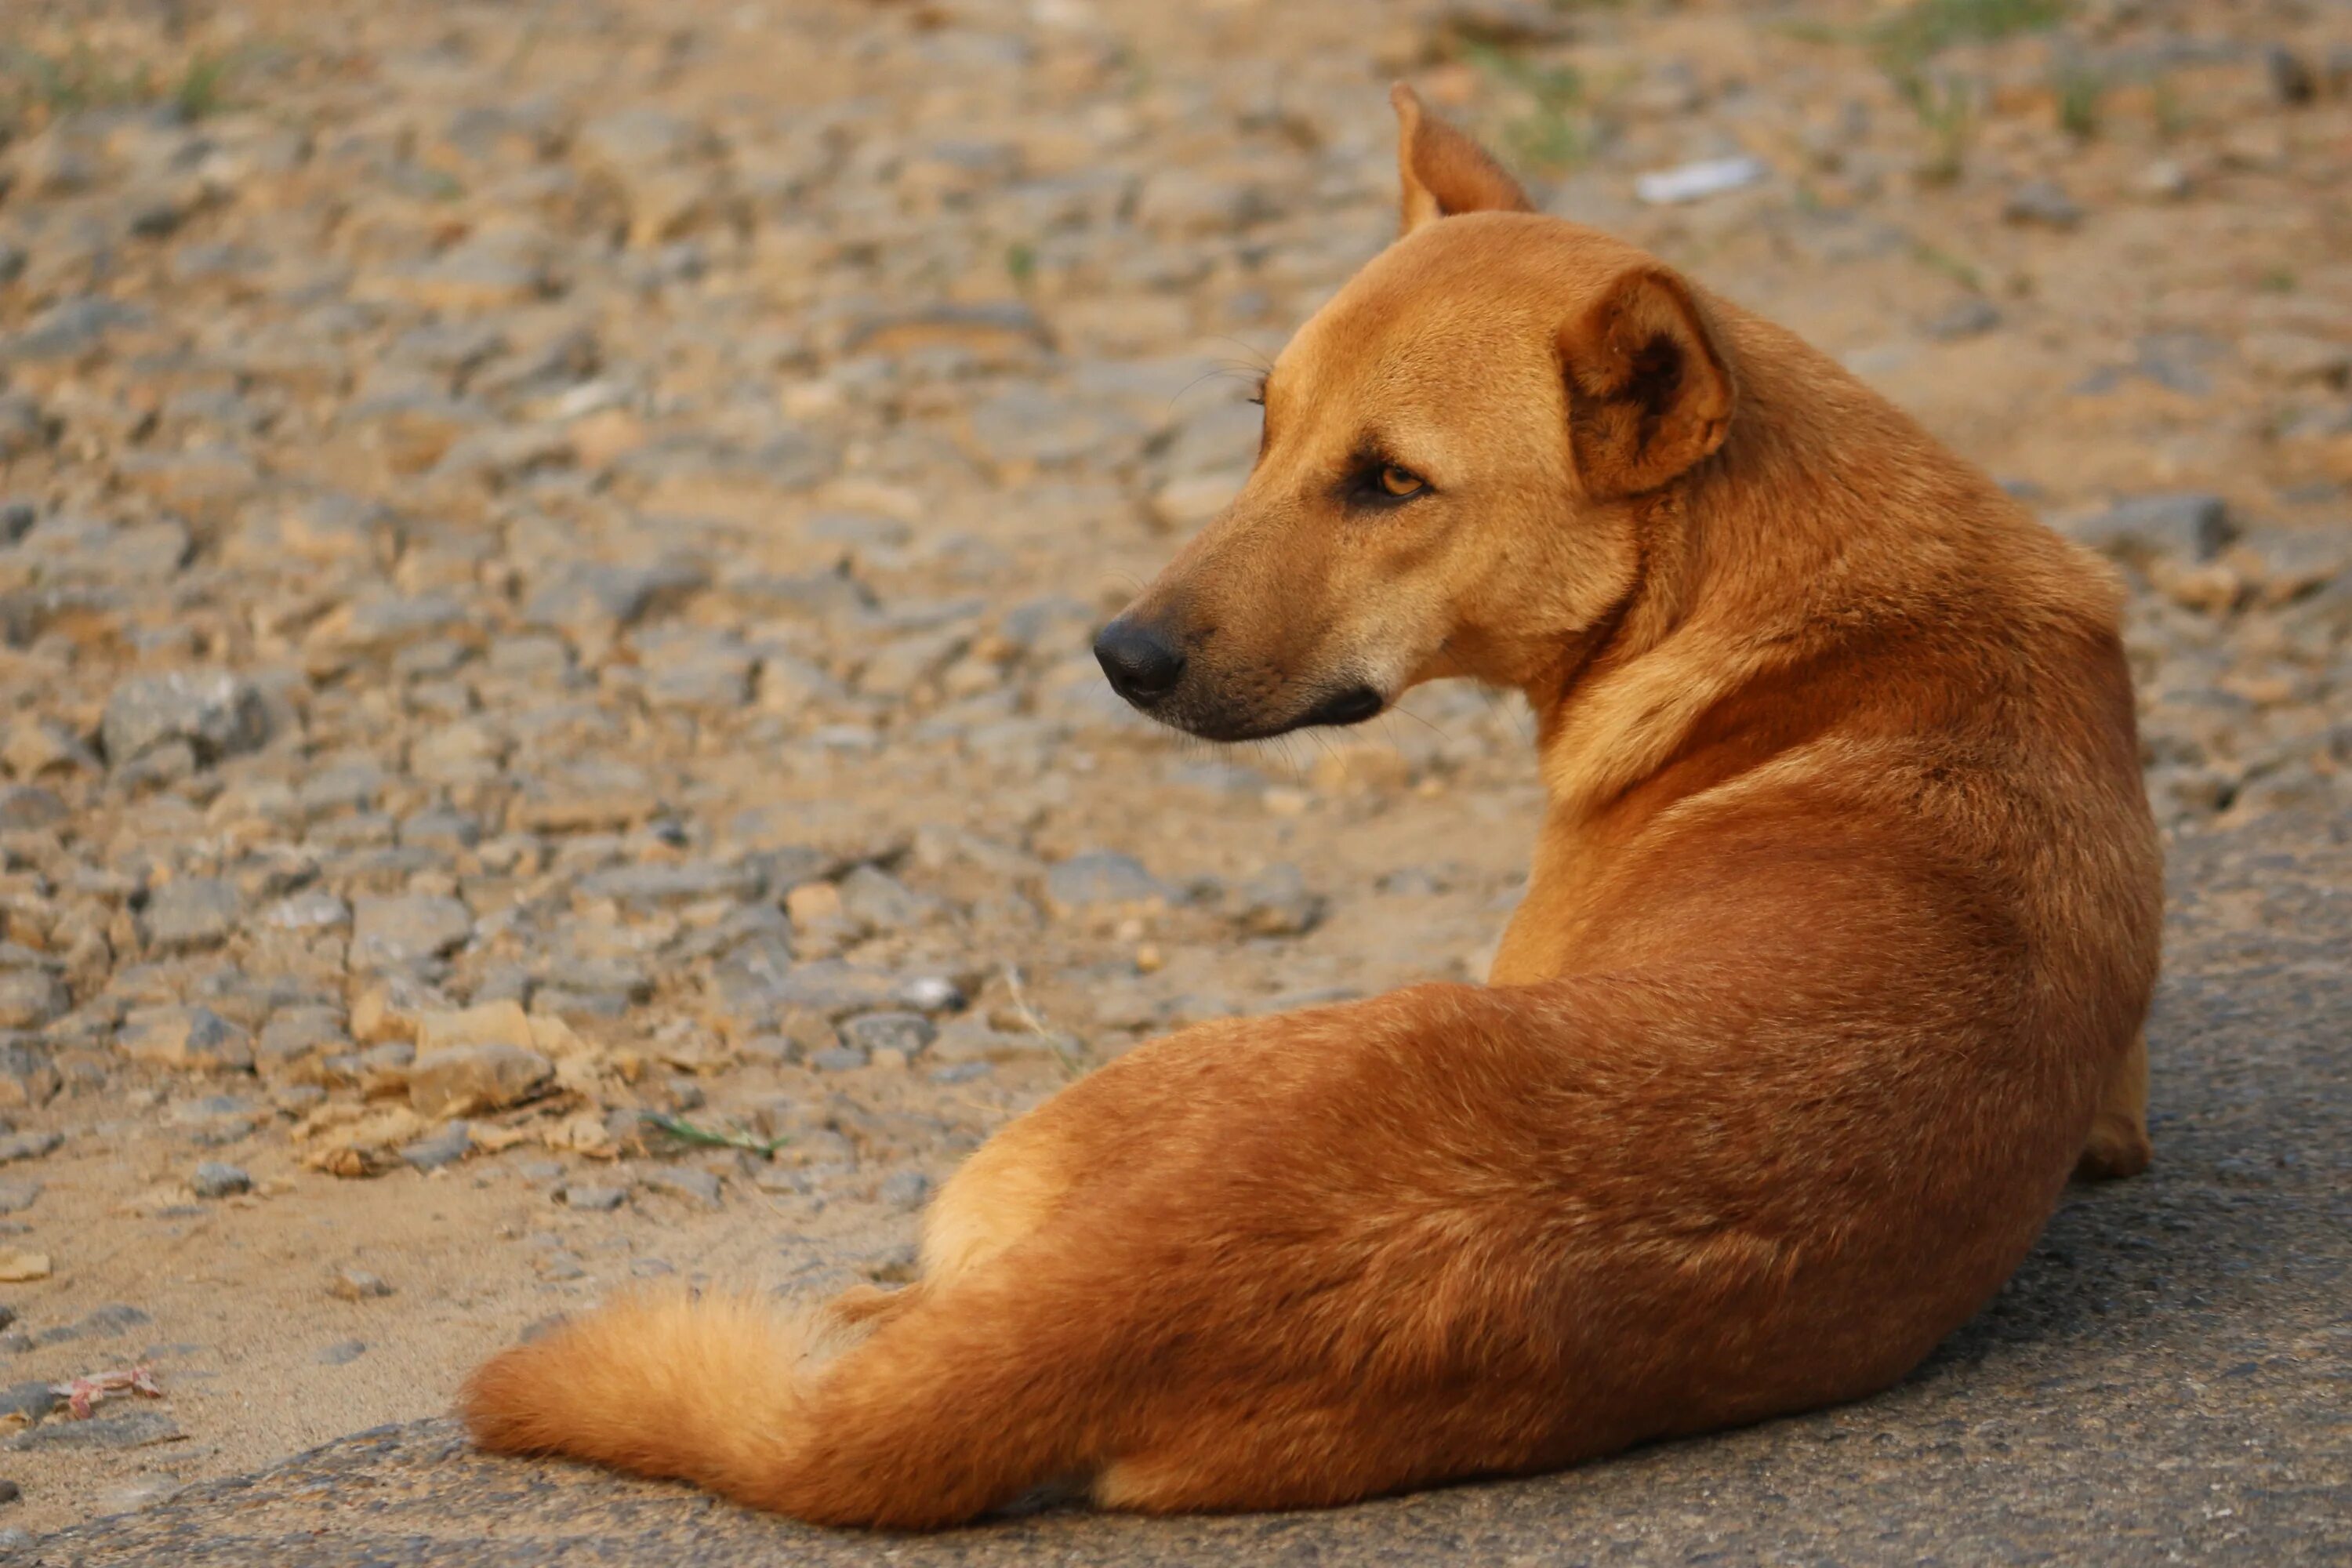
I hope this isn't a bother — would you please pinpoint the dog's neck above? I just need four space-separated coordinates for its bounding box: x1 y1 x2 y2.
1520 310 2012 827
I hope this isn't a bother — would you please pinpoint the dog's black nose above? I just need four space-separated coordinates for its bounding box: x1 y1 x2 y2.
1094 619 1186 707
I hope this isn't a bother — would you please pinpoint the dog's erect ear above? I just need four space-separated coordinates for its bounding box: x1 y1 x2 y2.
1392 83 1533 234
1560 266 1734 499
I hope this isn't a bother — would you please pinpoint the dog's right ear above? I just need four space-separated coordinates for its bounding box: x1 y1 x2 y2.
1560 266 1735 499
1392 84 1532 235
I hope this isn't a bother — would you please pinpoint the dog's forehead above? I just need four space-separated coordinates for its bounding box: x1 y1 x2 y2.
1275 214 1637 408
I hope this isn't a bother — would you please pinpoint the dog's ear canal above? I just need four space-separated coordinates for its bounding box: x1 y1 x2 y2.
1560 267 1735 499
1392 83 1533 234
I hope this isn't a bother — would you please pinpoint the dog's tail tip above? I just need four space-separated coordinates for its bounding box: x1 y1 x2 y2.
460 1290 816 1485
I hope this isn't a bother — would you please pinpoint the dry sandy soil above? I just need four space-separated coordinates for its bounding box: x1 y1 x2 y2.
0 0 2347 1544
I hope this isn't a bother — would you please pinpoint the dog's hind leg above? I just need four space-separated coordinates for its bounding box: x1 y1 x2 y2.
817 1082 1093 1337
918 1107 1076 1283
2074 1028 2151 1180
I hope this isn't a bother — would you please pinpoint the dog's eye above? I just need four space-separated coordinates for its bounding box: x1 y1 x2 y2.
1376 464 1426 499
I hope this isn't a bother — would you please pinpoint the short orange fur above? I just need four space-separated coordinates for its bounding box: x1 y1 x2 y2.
462 90 2161 1527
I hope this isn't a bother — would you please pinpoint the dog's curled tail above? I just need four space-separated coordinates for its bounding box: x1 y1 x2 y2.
461 1285 1080 1527
461 1292 833 1503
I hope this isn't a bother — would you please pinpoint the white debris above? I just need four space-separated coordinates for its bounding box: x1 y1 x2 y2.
1634 155 1766 205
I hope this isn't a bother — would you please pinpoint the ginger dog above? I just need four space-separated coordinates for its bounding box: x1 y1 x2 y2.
463 89 2161 1526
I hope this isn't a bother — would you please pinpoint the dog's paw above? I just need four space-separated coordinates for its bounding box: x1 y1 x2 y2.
2074 1119 2152 1181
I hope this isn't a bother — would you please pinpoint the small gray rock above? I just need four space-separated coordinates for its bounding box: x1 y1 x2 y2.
315 1339 367 1366
0 972 67 1033
328 1269 391 1301
5 1406 180 1452
349 895 474 971
77 1305 151 1338
837 1011 935 1058
637 1164 721 1207
0 1131 60 1166
0 787 67 832
2002 180 2082 229
576 860 763 909
398 1122 471 1173
256 1007 347 1071
142 878 241 954
535 1250 586 1282
118 1007 255 1073
261 891 351 934
764 960 904 1018
191 1162 250 1198
7 297 145 361
837 866 927 932
1922 297 2001 340
1046 851 1172 914
877 1170 931 1211
0 1383 58 1422
1234 862 1326 937
101 671 270 768
558 1184 627 1212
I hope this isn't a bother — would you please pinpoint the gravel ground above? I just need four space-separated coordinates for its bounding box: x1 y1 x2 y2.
0 0 2347 1548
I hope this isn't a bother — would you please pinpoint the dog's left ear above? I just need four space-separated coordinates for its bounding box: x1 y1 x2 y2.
1561 266 1734 499
1392 83 1532 234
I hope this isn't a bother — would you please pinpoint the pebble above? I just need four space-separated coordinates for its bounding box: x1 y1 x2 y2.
191 1161 251 1198
315 1339 368 1366
877 1171 932 1211
117 1007 255 1073
1233 864 1326 937
837 1011 937 1058
535 1250 587 1282
141 879 242 954
0 1131 60 1167
0 1385 55 1423
558 1185 628 1212
0 787 70 831
328 1269 394 1301
78 1305 153 1338
2 1406 180 1452
349 896 476 971
1046 851 1174 915
637 1165 722 1208
100 672 270 769
1922 297 2002 340
399 1121 473 1173
0 975 67 1034
2003 180 2084 229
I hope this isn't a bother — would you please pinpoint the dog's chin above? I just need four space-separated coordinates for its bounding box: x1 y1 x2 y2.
1146 683 1387 743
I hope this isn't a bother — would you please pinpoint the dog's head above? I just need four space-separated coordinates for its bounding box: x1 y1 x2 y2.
1097 87 1736 741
